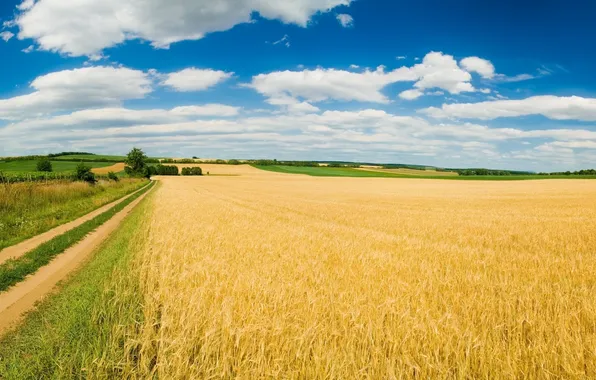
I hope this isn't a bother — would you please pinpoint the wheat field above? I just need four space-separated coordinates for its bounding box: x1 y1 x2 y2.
120 165 596 378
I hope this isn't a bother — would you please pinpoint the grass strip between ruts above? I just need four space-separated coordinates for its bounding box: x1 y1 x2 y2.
0 181 154 292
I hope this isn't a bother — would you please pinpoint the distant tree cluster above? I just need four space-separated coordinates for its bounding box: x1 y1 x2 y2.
181 167 203 176
4 155 48 162
328 162 360 168
541 169 596 176
47 152 94 157
147 165 179 176
161 158 194 164
457 169 516 176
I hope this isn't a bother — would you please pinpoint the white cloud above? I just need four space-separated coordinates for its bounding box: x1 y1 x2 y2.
494 73 535 83
0 66 152 120
265 95 320 114
246 52 507 108
161 68 233 92
17 0 35 10
336 14 353 27
547 141 596 149
0 31 14 42
21 45 34 53
14 0 352 57
422 95 596 121
399 89 423 100
170 104 240 117
460 57 495 79
396 56 406 60
3 105 595 171
272 34 290 48
349 64 359 69
479 88 491 94
411 52 475 94
247 66 418 105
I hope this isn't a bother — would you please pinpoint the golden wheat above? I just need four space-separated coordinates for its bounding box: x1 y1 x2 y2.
126 165 596 378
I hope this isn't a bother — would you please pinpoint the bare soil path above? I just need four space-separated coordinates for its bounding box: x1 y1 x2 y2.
0 184 154 336
0 183 149 266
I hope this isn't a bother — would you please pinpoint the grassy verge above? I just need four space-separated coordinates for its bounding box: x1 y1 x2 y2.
0 181 154 292
0 179 148 250
0 186 153 378
254 165 596 180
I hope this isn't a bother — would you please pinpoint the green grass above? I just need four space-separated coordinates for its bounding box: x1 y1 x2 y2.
0 160 114 173
0 179 148 251
0 181 154 292
0 188 152 378
254 165 596 180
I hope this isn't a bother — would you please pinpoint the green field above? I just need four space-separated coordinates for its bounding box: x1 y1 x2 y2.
0 160 114 173
254 165 596 180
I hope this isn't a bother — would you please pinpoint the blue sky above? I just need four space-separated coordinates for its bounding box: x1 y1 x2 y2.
1 0 595 171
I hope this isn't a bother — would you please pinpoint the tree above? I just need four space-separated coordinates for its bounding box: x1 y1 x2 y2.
75 162 96 184
125 147 148 175
36 157 53 172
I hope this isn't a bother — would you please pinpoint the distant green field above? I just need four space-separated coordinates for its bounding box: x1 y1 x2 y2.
0 160 114 173
53 154 127 161
254 165 408 178
254 165 596 180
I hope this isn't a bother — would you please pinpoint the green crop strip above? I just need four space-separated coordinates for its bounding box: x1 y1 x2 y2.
0 181 154 292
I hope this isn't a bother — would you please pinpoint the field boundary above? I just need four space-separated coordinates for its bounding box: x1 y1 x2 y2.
0 181 156 336
0 181 151 266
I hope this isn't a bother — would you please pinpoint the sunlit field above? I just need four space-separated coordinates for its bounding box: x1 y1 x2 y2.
104 165 596 378
2 164 595 378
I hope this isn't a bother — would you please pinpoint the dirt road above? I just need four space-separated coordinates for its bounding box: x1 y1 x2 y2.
0 184 154 336
0 183 150 266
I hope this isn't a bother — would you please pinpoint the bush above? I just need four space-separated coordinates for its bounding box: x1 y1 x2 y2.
75 163 96 184
36 158 53 172
181 167 202 176
154 165 179 176
107 171 119 182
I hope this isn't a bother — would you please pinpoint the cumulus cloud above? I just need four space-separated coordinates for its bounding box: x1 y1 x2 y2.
411 52 475 94
21 45 34 53
161 68 233 92
14 0 352 57
245 52 538 106
336 14 354 27
422 95 596 121
399 89 423 100
246 66 418 105
0 66 152 120
0 31 14 42
460 57 495 79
